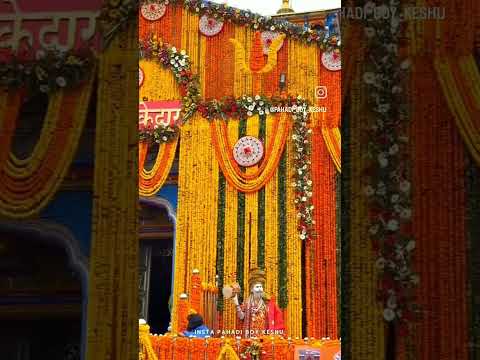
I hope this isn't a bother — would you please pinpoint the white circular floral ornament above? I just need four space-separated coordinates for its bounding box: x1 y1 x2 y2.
261 31 283 55
321 50 341 71
139 67 144 87
334 351 341 360
141 2 166 21
199 15 224 36
233 136 264 167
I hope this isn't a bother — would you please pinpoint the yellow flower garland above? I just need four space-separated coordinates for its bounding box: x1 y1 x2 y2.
223 120 240 331
0 75 93 218
86 24 138 360
264 114 279 302
172 114 219 331
348 63 385 359
139 323 159 360
5 92 62 175
140 59 180 101
286 131 302 338
210 114 290 193
285 39 319 338
139 139 179 197
244 115 259 283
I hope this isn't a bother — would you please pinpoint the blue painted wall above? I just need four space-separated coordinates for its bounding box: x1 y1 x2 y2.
157 184 178 211
41 191 92 256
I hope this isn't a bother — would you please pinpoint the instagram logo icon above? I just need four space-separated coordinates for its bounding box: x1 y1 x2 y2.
315 86 327 99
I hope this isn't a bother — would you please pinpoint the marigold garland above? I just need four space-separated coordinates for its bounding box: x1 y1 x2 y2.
244 115 260 271
5 93 61 177
210 112 289 193
256 117 267 269
277 151 288 310
139 139 178 196
216 173 227 311
172 114 219 331
346 62 385 359
236 119 247 300
310 112 338 339
86 24 138 360
0 76 93 218
139 36 200 124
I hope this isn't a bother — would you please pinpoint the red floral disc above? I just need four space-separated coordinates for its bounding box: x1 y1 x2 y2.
321 50 341 71
199 15 224 36
141 2 166 21
233 136 264 167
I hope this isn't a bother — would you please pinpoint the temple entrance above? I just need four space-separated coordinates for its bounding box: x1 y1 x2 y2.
139 201 175 334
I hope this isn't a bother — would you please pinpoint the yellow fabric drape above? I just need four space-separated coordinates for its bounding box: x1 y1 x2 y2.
172 114 219 331
435 55 480 164
86 24 138 360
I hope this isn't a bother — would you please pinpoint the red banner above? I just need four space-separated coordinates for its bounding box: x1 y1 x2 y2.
139 100 183 129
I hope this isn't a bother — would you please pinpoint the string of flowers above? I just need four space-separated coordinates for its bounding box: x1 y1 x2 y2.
139 35 201 121
361 0 417 334
140 0 340 51
139 122 179 143
0 48 94 94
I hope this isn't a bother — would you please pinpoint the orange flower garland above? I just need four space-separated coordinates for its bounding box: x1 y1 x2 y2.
205 22 235 99
0 79 93 218
139 139 179 196
190 270 202 314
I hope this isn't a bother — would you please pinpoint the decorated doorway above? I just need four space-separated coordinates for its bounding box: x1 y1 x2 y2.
139 199 176 334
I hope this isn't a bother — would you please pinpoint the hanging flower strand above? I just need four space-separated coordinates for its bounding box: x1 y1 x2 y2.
362 0 418 334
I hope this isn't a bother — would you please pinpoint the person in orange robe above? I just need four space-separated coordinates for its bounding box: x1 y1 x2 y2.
232 268 285 338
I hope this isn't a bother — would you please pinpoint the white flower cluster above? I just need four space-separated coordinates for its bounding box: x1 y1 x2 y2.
291 100 314 241
362 0 417 323
241 95 270 117
169 47 190 77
